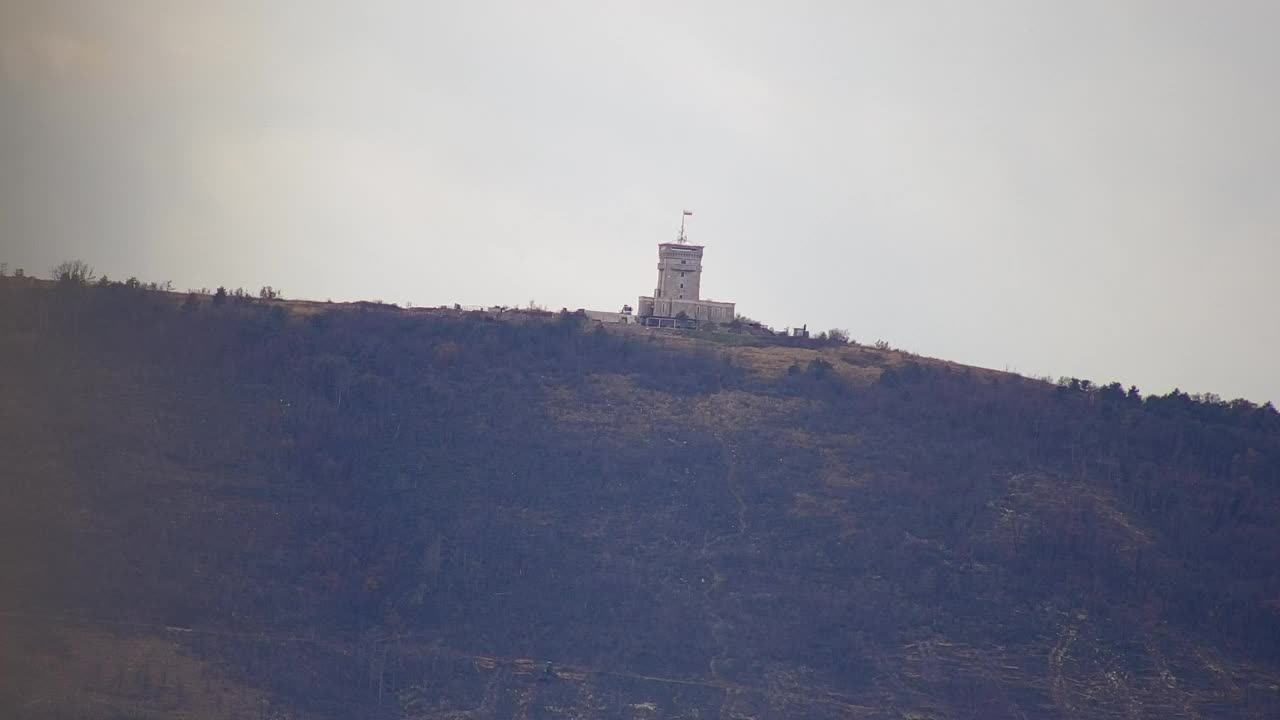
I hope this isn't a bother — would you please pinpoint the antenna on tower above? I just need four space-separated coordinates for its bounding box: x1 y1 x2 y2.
678 210 693 243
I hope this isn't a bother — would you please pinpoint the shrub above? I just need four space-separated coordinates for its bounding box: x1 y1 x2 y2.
807 358 834 377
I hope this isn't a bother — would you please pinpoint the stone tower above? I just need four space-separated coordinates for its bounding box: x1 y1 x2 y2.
636 213 736 327
654 242 703 301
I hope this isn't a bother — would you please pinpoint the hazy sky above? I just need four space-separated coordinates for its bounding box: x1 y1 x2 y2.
2 1 1277 403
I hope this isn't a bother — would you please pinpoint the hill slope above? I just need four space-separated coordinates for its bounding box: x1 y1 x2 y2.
2 278 1280 719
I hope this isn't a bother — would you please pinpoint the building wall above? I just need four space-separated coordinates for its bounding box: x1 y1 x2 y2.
638 296 735 324
581 309 633 324
673 298 735 324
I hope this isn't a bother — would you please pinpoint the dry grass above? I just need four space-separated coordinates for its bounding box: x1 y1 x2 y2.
544 374 804 442
0 616 271 719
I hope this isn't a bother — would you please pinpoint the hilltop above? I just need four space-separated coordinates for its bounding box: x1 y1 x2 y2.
2 275 1279 719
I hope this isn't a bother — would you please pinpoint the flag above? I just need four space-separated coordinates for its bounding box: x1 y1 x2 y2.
683 210 693 216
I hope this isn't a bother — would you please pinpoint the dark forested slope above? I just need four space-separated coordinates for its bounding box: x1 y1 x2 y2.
2 277 1279 719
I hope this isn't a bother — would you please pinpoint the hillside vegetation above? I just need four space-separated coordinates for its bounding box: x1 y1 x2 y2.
2 276 1279 719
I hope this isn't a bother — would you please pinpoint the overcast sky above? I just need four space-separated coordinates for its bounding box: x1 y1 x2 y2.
2 1 1277 403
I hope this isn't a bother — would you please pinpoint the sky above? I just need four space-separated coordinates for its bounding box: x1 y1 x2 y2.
1 1 1277 403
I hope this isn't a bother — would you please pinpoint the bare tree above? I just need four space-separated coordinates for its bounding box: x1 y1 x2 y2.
51 259 96 284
